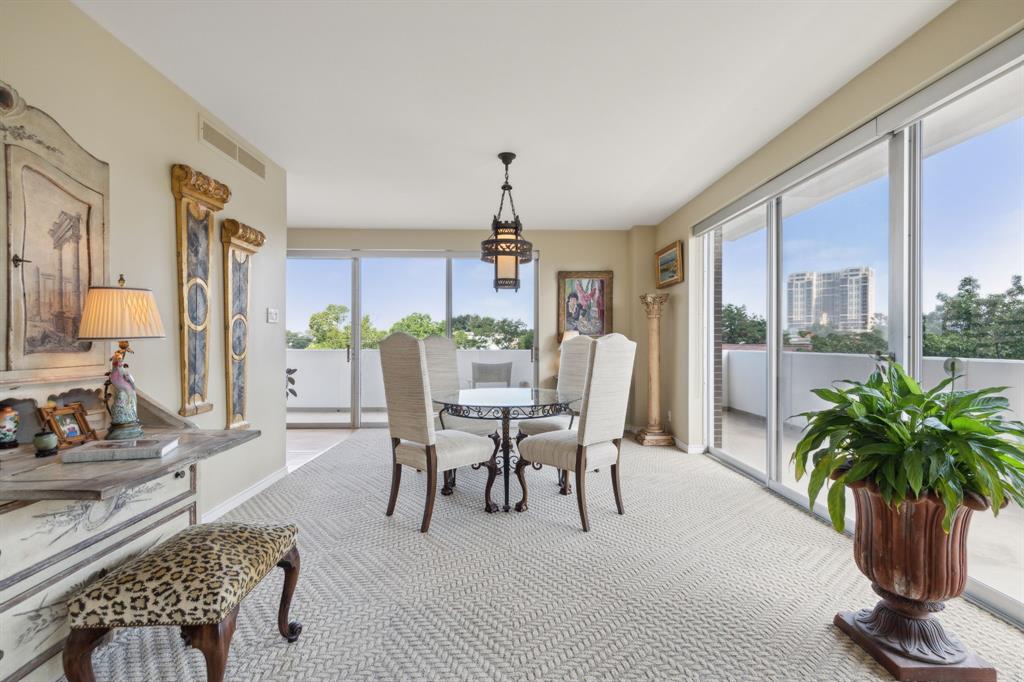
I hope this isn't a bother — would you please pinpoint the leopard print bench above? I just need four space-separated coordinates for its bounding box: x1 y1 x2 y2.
62 522 302 682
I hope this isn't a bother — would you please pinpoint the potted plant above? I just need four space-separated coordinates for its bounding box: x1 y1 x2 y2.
793 358 1024 678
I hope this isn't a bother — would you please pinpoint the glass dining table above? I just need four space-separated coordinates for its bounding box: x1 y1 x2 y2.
432 387 581 512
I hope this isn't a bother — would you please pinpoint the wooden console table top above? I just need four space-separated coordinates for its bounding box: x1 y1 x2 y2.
0 428 260 502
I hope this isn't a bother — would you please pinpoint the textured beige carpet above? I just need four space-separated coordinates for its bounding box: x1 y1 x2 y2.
75 429 1024 681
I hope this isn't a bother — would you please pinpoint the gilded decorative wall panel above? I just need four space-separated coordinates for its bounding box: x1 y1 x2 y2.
221 219 265 429
171 164 230 417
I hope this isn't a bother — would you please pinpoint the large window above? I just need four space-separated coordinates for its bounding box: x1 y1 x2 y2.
920 66 1024 605
452 257 536 388
286 252 538 427
701 58 1024 622
779 141 890 496
711 208 768 474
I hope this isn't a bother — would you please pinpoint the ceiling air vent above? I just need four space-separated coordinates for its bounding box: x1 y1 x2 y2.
199 116 266 180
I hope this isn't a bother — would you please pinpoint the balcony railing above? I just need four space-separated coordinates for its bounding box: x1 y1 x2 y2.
722 349 1024 419
286 348 534 410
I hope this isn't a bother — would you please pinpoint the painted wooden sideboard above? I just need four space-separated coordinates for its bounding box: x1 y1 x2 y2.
0 391 258 681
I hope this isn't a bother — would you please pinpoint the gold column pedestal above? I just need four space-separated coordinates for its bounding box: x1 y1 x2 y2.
636 293 674 446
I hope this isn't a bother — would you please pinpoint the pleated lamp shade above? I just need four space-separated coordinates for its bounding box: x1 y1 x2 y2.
78 286 166 340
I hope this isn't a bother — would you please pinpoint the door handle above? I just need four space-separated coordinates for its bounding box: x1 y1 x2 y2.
12 254 32 268
346 347 351 363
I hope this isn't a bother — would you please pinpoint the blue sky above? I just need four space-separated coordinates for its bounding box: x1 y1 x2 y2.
287 256 535 334
723 116 1024 319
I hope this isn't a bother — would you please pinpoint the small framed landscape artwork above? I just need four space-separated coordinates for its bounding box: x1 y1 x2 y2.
655 241 684 289
557 271 612 338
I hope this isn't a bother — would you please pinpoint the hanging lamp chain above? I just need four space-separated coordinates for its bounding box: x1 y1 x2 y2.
495 162 519 223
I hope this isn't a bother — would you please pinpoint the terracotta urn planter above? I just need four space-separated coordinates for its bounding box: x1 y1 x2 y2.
835 479 996 680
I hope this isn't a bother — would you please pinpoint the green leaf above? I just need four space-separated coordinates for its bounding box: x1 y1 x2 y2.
812 388 848 404
904 451 924 496
893 363 922 395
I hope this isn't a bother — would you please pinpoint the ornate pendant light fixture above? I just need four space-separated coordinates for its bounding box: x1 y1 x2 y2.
481 152 533 291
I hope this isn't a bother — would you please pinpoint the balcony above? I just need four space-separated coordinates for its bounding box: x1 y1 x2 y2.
286 348 535 425
720 348 1024 604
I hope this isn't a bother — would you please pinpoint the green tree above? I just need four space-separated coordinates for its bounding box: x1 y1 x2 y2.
722 304 766 345
800 327 889 354
307 304 350 349
286 330 312 349
923 276 1024 360
388 313 445 339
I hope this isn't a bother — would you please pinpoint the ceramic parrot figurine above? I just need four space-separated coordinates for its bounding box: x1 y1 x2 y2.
106 348 143 439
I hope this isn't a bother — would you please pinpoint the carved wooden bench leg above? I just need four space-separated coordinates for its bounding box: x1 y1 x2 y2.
63 627 109 682
182 605 239 682
276 545 303 642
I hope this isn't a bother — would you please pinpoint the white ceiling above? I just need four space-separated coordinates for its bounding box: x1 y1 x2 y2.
76 0 951 229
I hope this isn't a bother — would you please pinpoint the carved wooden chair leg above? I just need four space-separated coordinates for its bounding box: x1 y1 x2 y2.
558 469 573 495
182 605 239 682
575 445 589 531
611 463 624 515
420 445 438 533
484 442 499 513
276 545 303 642
441 470 455 496
514 458 530 512
62 627 109 682
575 467 590 531
386 438 401 516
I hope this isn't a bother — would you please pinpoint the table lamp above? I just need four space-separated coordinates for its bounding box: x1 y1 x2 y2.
78 275 166 440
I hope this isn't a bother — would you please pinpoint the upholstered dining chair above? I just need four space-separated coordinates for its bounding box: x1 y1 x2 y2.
423 335 500 495
515 334 593 493
471 361 513 387
515 333 637 531
379 333 498 532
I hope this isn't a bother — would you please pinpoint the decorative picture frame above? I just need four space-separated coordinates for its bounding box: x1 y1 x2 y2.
557 271 613 339
1 79 110 386
655 240 684 289
38 402 96 449
221 219 266 430
171 164 231 417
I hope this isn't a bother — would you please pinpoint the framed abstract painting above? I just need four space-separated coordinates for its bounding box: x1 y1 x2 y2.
557 271 612 339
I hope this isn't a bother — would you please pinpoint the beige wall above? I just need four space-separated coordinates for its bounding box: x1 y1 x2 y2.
655 0 1024 448
288 227 657 425
0 0 289 516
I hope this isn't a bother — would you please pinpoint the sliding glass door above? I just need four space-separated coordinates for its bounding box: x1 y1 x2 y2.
286 251 538 428
710 208 768 475
451 257 536 388
778 141 891 496
360 257 446 425
919 66 1024 606
285 257 354 427
701 62 1024 621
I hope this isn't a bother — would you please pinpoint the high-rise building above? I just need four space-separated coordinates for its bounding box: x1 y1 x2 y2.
786 267 875 332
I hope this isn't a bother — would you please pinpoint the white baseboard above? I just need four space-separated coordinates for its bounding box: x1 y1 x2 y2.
673 437 707 455
201 466 289 522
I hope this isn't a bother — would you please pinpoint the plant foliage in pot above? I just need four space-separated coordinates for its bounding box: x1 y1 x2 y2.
793 358 1024 679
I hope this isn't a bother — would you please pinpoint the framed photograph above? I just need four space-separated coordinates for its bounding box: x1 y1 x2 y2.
38 402 96 449
655 241 684 289
557 271 613 338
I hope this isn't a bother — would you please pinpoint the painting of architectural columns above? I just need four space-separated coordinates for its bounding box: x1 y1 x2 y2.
171 164 231 416
1 79 109 384
221 219 265 429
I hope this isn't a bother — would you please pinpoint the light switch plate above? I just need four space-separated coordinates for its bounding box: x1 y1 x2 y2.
266 307 279 324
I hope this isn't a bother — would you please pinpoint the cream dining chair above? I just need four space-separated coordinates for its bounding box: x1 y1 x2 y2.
423 335 501 496
380 333 499 532
515 333 637 531
515 334 593 493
